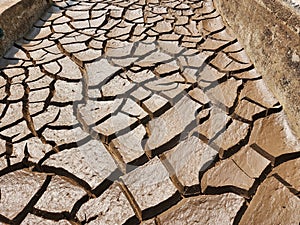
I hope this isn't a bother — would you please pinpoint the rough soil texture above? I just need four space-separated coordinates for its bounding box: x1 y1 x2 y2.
0 0 52 58
214 0 300 138
0 0 299 224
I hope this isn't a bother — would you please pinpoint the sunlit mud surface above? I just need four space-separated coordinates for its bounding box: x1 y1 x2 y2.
0 0 299 224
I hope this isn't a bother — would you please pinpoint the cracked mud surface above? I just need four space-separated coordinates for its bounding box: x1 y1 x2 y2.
0 0 299 224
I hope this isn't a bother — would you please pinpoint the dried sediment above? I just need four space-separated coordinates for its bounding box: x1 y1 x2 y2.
214 0 300 138
0 0 299 224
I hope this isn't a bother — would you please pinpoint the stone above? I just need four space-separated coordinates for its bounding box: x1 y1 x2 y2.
249 111 300 164
121 157 177 211
77 182 135 225
240 176 300 224
162 136 218 187
158 193 244 225
201 158 255 193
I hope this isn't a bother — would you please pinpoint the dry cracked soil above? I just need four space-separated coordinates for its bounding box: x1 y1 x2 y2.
0 0 299 224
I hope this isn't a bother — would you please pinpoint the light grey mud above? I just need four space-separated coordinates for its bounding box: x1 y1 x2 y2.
0 0 299 224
